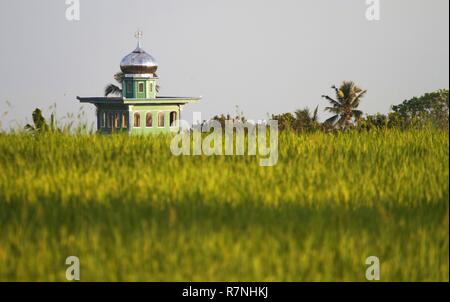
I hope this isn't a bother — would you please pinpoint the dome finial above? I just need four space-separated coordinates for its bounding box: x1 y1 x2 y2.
135 29 143 48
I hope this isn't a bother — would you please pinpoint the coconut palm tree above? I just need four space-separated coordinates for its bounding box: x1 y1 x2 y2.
322 81 366 128
104 72 124 97
104 72 160 97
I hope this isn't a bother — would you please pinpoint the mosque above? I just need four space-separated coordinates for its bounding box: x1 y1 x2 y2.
77 32 201 134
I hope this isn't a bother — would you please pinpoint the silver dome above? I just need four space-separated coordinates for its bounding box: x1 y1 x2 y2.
120 43 158 74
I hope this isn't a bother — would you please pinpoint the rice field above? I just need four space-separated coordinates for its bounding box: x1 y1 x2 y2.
0 128 448 281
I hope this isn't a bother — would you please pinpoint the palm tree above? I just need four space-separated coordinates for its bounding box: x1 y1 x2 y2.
322 81 366 128
104 72 124 97
104 72 160 97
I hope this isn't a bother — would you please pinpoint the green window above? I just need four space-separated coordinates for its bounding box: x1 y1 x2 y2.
137 82 146 98
101 112 106 128
127 82 133 96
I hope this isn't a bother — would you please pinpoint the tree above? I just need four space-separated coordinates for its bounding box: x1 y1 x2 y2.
293 106 319 132
271 112 295 131
271 106 320 132
357 113 388 130
322 81 366 129
392 89 449 128
104 72 124 97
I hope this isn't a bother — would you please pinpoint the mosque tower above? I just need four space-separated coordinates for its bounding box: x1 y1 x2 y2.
78 31 200 134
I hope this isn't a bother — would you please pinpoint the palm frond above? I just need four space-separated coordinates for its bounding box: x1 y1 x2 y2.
312 106 319 122
353 90 367 102
113 72 124 84
322 95 342 107
325 114 339 125
105 84 122 97
331 85 339 94
325 107 341 114
24 124 35 132
341 81 355 94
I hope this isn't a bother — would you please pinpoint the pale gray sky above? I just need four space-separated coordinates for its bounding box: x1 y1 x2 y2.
0 0 448 127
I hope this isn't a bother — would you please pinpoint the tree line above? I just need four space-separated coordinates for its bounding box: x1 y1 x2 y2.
210 82 449 132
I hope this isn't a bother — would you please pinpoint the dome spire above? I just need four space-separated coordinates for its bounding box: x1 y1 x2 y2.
135 29 143 49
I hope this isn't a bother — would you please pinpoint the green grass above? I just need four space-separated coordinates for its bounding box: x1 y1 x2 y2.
0 129 448 281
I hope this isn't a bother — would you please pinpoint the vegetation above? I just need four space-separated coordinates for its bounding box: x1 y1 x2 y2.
104 72 124 97
269 87 448 132
24 108 58 134
356 89 449 131
22 108 92 135
271 107 319 132
392 89 449 128
322 82 366 128
0 129 448 281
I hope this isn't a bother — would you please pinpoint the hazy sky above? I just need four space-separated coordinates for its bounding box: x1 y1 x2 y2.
0 0 448 127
